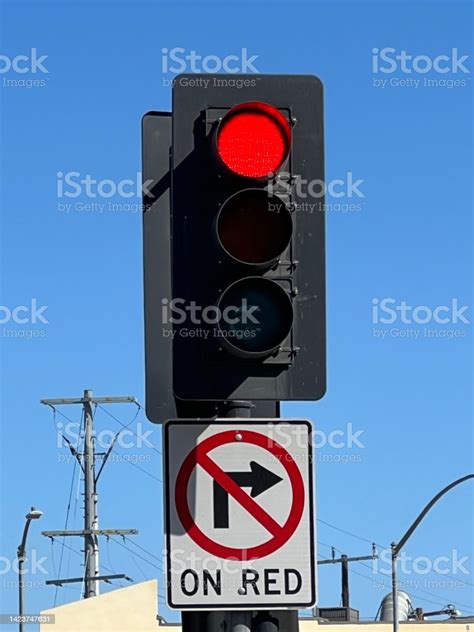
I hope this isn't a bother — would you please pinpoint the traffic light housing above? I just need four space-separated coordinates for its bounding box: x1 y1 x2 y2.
143 74 326 417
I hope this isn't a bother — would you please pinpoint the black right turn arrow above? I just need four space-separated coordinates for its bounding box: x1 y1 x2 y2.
213 461 283 529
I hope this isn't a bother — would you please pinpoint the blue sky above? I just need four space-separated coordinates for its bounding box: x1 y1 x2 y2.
1 0 473 626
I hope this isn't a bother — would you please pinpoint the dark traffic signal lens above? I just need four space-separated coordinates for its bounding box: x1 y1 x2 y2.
217 189 292 267
216 102 291 179
217 277 293 357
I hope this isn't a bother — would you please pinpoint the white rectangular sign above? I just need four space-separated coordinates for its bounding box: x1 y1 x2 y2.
165 419 316 610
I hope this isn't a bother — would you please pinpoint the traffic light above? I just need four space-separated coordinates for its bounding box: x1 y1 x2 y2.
143 74 326 418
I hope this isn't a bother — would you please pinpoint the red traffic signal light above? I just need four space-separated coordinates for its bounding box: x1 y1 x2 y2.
216 101 291 178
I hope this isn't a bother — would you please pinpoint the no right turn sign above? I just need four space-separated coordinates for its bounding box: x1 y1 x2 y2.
165 419 316 610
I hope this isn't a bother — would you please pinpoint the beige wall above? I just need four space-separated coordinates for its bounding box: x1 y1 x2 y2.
40 581 165 632
40 581 472 632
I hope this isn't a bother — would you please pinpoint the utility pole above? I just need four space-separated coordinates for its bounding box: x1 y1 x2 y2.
41 389 140 598
317 546 378 612
341 555 349 608
83 390 98 597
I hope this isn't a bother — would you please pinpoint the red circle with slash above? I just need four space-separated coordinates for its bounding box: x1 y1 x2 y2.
175 429 305 560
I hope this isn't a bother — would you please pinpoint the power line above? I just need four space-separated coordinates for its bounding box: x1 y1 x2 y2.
49 537 117 577
317 518 384 548
94 403 163 481
125 540 148 581
109 537 167 603
105 537 124 589
96 402 141 430
53 417 82 607
125 537 164 568
96 403 162 456
318 518 474 587
109 536 163 573
67 411 86 584
317 537 474 612
49 405 83 431
120 457 162 483
47 539 78 596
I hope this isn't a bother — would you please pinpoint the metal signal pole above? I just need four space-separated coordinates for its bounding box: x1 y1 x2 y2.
222 401 253 632
180 400 298 632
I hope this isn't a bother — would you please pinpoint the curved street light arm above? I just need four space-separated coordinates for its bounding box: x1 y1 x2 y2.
17 520 32 560
393 473 474 557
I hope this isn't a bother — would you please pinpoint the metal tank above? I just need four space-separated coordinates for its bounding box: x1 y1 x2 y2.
380 591 413 622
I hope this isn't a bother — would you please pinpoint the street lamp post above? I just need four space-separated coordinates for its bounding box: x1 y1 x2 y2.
17 507 43 632
391 474 474 632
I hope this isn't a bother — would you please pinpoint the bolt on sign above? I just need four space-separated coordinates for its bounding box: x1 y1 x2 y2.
164 420 316 610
